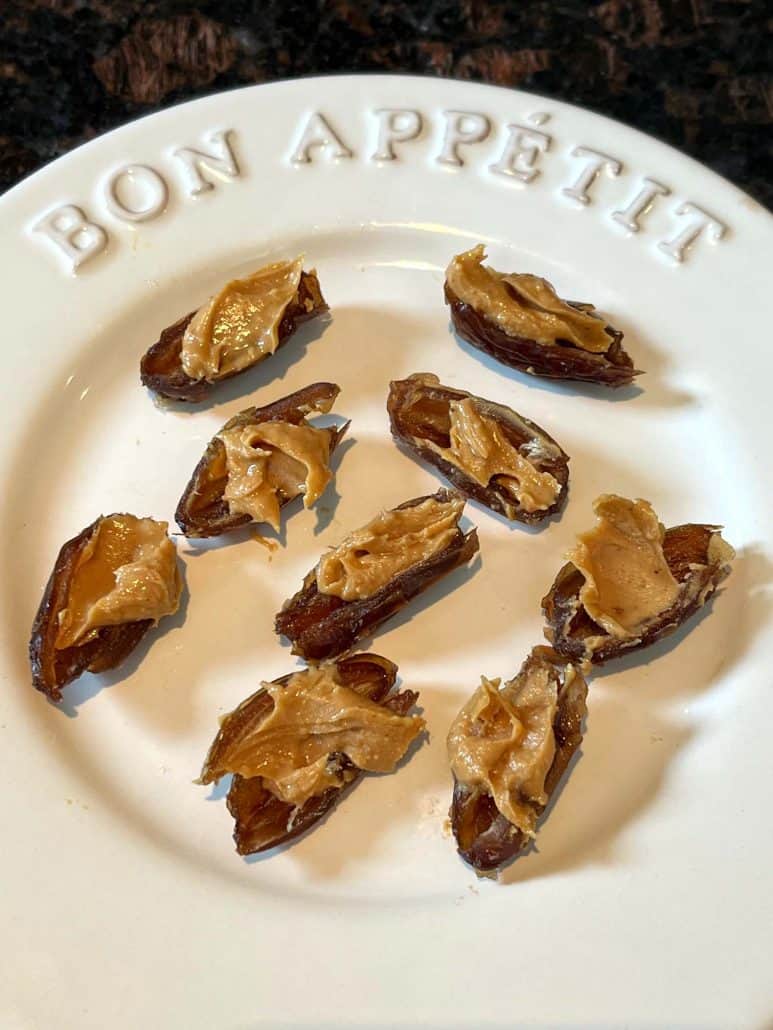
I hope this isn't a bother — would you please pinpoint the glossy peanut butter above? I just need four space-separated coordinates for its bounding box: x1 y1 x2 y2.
446 245 611 353
316 495 464 601
437 396 560 513
181 256 304 381
55 515 181 648
447 663 558 836
218 421 332 531
211 665 424 806
567 494 681 637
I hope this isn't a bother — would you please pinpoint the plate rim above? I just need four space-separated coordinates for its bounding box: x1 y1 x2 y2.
2 72 771 219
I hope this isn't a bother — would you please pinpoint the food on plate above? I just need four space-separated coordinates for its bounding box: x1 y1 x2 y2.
176 382 349 538
198 654 424 855
29 514 182 701
140 257 328 401
542 494 734 665
275 489 479 661
448 646 587 875
444 245 639 387
387 372 569 523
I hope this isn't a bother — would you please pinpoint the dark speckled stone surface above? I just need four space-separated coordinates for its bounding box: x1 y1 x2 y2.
1 0 770 206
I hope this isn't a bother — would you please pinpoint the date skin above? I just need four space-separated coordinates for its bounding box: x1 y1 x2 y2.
275 489 480 662
387 373 569 524
542 523 732 665
199 654 419 856
29 515 154 702
451 649 588 874
175 382 349 538
140 270 328 402
445 283 640 388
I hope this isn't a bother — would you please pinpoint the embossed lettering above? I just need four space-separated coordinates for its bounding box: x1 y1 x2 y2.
489 124 551 183
32 205 108 271
105 164 169 223
371 109 423 161
436 110 491 167
289 112 353 164
612 177 670 232
562 146 622 205
173 129 240 196
657 202 727 262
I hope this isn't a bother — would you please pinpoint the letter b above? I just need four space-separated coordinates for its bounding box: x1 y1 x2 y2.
33 205 108 272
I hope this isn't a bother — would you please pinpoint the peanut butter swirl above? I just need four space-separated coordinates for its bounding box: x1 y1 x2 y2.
218 421 333 531
55 515 181 648
566 494 682 638
447 661 561 837
433 396 561 513
181 256 305 381
316 495 465 601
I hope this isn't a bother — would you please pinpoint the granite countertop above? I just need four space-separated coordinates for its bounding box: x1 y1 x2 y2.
1 0 770 207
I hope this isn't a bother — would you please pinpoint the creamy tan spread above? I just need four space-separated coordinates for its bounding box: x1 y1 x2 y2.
433 396 560 513
447 663 558 837
181 256 304 381
316 495 464 601
218 421 333 531
211 665 424 806
446 245 612 353
567 495 681 638
55 515 181 648
707 533 736 570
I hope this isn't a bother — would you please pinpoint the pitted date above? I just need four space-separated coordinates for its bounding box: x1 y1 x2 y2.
543 522 734 665
199 654 418 856
29 515 171 702
275 489 479 662
140 269 327 402
445 262 639 389
450 648 588 875
387 373 569 524
175 382 348 538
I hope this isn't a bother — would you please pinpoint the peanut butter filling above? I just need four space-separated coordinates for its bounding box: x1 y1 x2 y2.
567 495 681 638
207 665 424 807
181 256 304 381
447 662 558 837
55 515 181 649
433 396 560 513
446 245 612 354
316 495 464 601
218 421 333 531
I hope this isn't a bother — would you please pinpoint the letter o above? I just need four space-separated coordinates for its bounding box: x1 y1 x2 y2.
105 164 169 223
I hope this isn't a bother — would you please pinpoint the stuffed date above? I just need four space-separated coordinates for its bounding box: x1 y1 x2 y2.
388 372 569 523
175 382 349 538
542 494 734 666
275 489 479 661
29 514 182 701
448 647 588 875
198 654 424 855
445 245 639 387
141 257 328 402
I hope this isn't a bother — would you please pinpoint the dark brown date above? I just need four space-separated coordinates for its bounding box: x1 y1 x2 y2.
175 382 349 538
199 654 418 856
140 269 327 402
542 523 733 665
387 373 569 524
451 648 588 874
30 516 154 702
274 489 479 662
446 283 639 388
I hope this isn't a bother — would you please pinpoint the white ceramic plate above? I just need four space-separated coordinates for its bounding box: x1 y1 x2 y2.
1 76 771 1029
